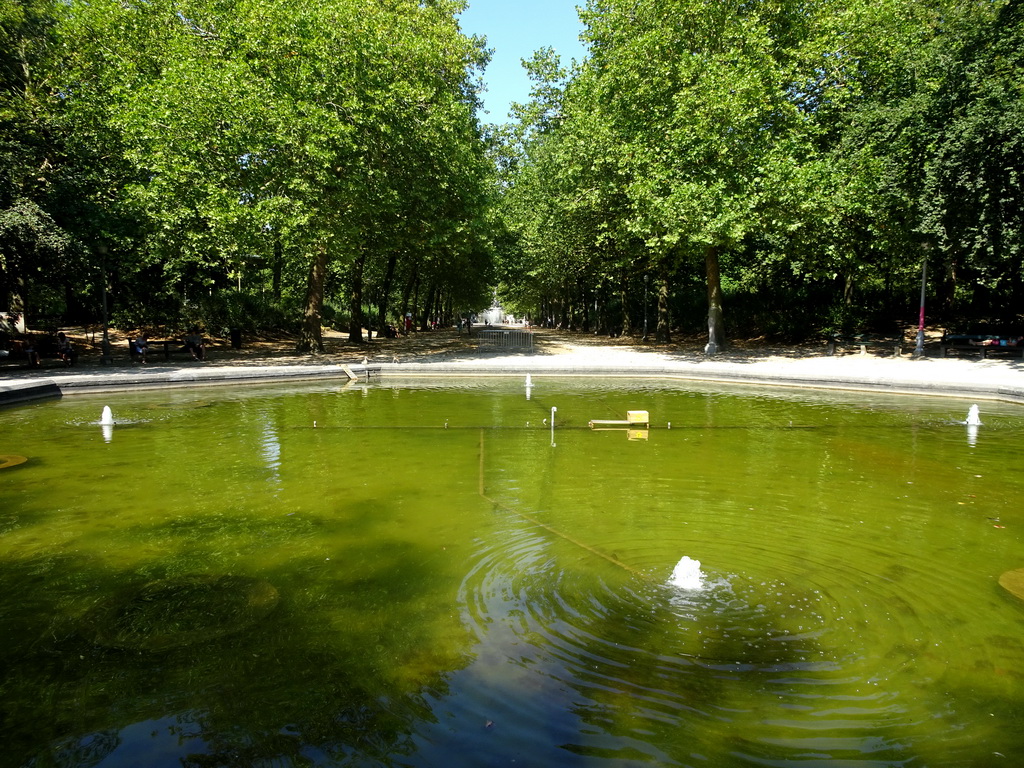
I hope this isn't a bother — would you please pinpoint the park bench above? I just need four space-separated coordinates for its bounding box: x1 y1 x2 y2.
128 338 197 362
1 333 78 368
940 334 1024 359
825 334 907 357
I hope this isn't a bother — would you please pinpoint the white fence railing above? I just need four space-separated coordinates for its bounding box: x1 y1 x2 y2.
476 329 535 349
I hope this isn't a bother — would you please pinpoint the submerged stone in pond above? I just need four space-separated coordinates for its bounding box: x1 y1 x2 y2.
83 575 279 651
999 568 1024 602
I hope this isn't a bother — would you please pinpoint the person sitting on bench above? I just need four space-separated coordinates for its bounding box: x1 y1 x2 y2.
184 327 206 360
25 339 40 367
56 332 78 366
131 334 148 364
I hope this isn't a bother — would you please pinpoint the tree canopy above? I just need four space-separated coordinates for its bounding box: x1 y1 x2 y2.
496 0 1022 347
2 0 1022 349
2 0 494 347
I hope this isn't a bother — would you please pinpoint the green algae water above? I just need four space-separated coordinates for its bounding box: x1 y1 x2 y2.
2 378 1024 767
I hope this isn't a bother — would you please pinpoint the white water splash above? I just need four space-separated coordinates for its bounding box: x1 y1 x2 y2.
964 404 981 426
99 406 115 443
669 556 704 591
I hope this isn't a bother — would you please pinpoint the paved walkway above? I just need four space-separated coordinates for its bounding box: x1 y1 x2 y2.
3 332 1023 406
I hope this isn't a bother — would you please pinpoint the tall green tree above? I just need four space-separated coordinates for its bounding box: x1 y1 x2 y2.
57 0 490 349
576 0 818 349
802 0 1006 330
0 0 79 321
501 0 1012 343
920 0 1024 315
1 0 62 207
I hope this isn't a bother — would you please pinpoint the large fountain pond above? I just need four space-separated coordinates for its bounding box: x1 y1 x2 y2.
2 377 1024 767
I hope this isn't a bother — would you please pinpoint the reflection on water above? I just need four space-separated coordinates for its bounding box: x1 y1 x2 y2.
2 379 1024 767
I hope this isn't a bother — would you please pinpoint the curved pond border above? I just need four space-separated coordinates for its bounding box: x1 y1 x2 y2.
3 350 1024 406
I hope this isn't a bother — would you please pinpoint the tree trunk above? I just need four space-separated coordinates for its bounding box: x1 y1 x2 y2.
704 245 725 355
348 250 366 343
620 270 632 337
272 236 283 302
560 280 571 329
420 281 436 331
296 243 328 353
412 273 420 328
581 284 591 333
656 265 671 343
940 258 958 313
400 262 417 319
6 280 26 328
376 253 397 332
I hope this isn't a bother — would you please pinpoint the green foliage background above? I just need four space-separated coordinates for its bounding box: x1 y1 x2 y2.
1 0 1022 347
497 0 1024 342
1 0 494 346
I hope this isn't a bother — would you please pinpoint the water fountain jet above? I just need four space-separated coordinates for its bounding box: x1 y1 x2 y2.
100 406 114 443
965 404 982 426
669 555 704 591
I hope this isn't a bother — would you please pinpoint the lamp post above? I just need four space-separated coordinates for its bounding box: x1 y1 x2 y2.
97 243 113 365
914 244 929 357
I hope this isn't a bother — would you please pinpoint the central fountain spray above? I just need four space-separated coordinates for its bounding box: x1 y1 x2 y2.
964 404 981 426
100 406 114 443
964 404 981 447
669 556 704 591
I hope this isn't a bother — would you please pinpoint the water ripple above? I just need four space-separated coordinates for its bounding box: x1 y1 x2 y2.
456 511 1006 765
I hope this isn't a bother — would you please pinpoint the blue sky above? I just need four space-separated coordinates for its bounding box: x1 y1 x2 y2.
458 0 588 122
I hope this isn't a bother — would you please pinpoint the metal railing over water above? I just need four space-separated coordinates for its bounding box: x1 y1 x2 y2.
476 329 534 349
